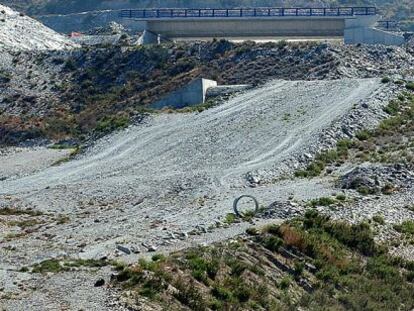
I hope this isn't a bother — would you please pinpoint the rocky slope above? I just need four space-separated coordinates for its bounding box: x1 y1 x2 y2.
1 4 413 148
0 4 76 51
2 79 412 310
1 38 414 146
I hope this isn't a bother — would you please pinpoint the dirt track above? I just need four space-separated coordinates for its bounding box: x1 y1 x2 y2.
0 78 383 257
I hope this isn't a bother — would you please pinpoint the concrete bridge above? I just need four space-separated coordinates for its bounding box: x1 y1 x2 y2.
121 7 405 45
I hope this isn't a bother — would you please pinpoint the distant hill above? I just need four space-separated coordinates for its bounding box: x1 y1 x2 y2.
1 0 413 31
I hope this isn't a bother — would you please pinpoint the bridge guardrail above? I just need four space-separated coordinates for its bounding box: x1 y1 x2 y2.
376 20 399 30
120 7 377 19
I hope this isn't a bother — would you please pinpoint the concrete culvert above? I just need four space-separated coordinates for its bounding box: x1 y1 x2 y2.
233 195 259 218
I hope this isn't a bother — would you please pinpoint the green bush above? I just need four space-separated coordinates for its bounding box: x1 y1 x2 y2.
406 82 414 91
294 261 305 276
0 70 11 83
279 276 291 289
355 130 371 141
32 259 64 273
336 194 346 201
383 100 400 115
381 77 391 83
140 277 166 298
152 254 165 262
174 278 207 309
372 215 385 225
309 197 337 207
366 256 400 281
211 284 232 301
63 59 76 71
326 222 377 256
394 220 414 235
95 114 129 133
262 236 283 252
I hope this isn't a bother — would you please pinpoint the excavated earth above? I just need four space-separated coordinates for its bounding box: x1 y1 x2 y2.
2 77 414 310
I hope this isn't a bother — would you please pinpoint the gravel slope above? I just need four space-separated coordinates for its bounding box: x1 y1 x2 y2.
1 79 381 193
0 147 71 180
0 79 384 257
1 77 402 310
0 4 76 51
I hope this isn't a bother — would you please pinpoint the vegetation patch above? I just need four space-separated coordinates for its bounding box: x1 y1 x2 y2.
111 211 414 310
52 146 81 166
3 40 350 145
295 139 352 178
308 196 338 207
30 258 111 274
0 70 11 83
394 220 414 236
372 215 386 225
295 91 414 178
381 76 391 83
0 207 43 216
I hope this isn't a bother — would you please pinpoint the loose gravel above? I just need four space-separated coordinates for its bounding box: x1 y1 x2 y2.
0 78 408 310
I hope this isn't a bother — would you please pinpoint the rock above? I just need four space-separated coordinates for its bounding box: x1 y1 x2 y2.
339 165 412 193
130 246 140 254
142 242 157 252
245 172 261 185
133 198 144 206
304 153 313 159
94 278 105 287
305 262 317 273
116 244 131 255
340 167 378 189
147 245 157 252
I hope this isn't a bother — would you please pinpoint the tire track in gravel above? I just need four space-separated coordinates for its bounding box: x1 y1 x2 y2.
1 79 380 198
0 78 384 266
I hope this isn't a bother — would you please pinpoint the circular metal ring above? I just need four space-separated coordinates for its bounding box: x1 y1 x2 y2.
233 195 259 217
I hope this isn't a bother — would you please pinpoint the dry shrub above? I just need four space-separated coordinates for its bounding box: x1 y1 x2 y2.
279 225 306 251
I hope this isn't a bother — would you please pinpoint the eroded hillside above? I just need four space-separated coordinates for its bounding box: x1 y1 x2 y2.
1 39 414 145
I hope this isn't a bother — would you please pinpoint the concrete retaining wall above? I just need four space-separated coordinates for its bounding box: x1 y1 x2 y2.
151 78 217 109
147 17 345 37
344 15 405 46
345 26 405 46
206 85 252 98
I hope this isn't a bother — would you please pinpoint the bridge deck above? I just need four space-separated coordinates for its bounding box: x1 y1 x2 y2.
120 7 377 19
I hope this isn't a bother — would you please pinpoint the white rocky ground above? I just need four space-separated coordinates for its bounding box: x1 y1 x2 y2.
0 147 71 180
0 4 77 51
1 78 413 310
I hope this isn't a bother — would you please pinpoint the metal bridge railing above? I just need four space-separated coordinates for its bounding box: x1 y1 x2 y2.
120 7 377 19
376 20 399 30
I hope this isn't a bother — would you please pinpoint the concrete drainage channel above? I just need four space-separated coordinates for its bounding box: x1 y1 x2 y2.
233 195 259 217
150 77 251 109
